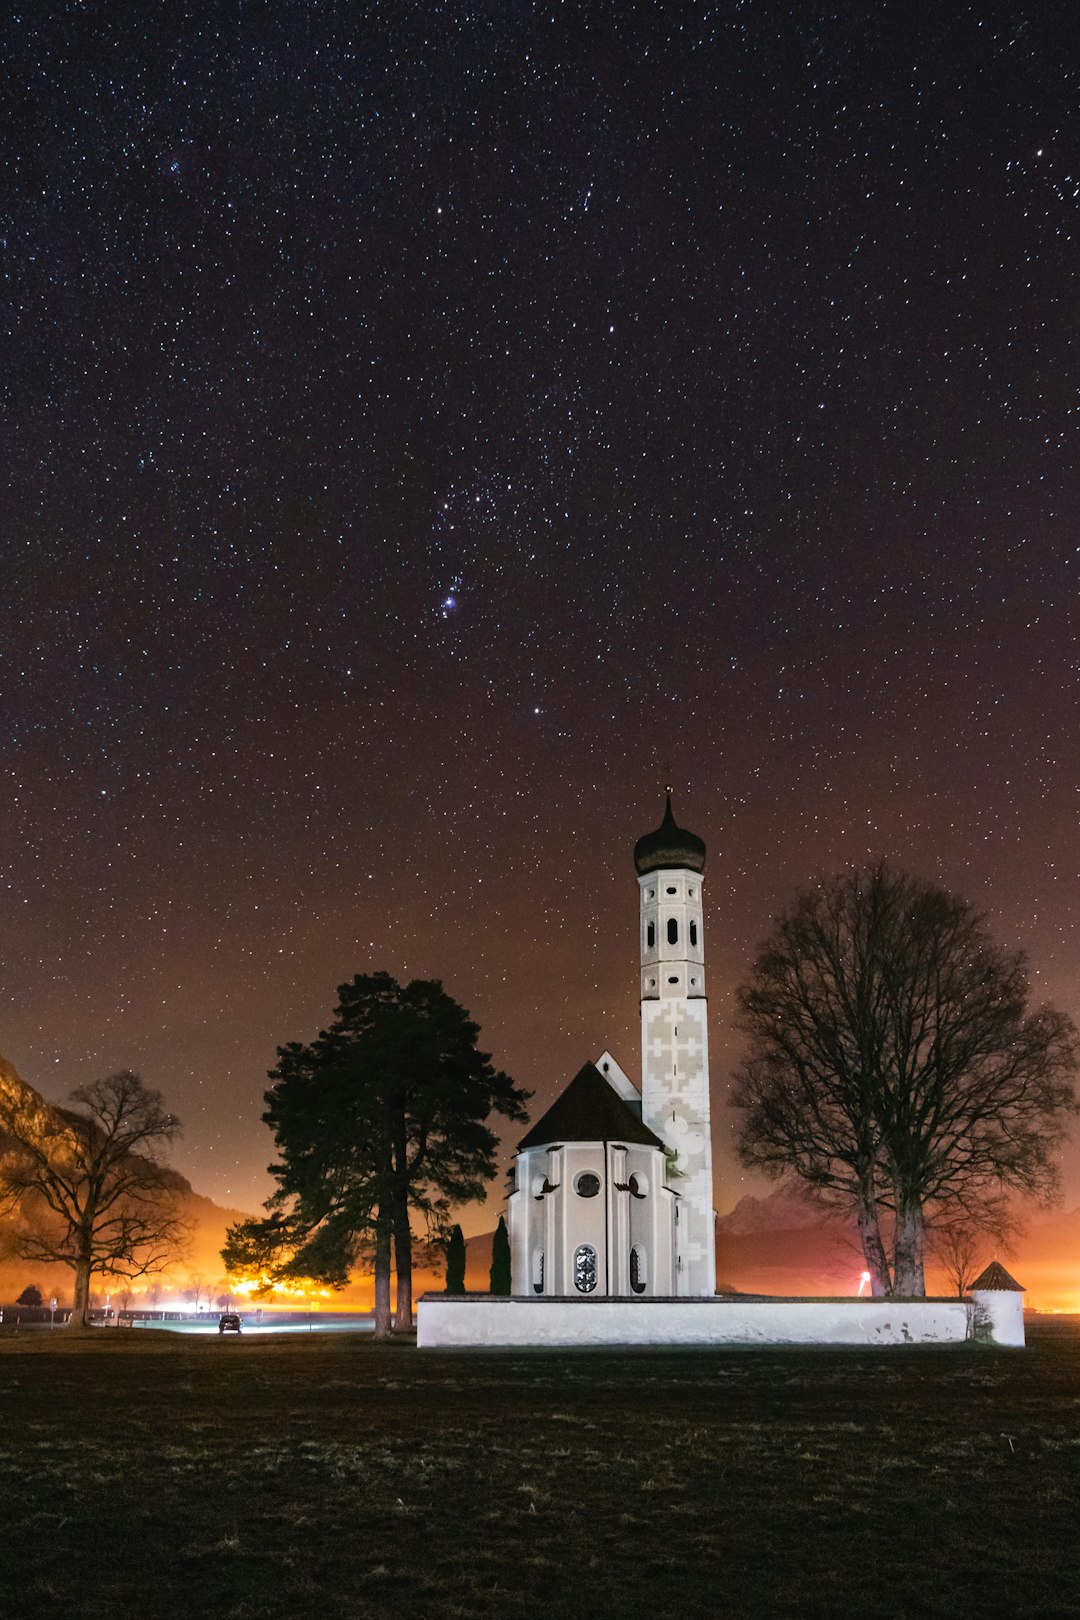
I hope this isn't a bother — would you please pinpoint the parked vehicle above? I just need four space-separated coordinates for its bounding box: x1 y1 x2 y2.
218 1312 242 1334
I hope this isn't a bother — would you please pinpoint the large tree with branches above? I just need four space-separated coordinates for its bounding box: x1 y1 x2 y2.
732 864 1078 1295
0 1071 186 1328
223 973 529 1335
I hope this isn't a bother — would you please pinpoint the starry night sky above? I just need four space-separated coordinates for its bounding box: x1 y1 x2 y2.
5 3 1080 1221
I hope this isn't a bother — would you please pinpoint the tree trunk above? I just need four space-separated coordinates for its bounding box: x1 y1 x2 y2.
67 1255 94 1329
392 1197 413 1332
373 1206 392 1337
856 1195 892 1297
893 1199 926 1295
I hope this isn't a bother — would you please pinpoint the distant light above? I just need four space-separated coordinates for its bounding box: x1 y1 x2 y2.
857 1270 872 1296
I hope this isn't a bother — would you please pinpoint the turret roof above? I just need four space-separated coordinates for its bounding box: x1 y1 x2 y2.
517 1061 666 1151
969 1261 1025 1292
633 791 706 876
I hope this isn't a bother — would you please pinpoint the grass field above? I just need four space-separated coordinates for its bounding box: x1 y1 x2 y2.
1 1318 1079 1619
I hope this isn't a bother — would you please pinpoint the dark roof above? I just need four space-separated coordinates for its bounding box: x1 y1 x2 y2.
517 1061 666 1151
633 792 706 876
969 1261 1025 1292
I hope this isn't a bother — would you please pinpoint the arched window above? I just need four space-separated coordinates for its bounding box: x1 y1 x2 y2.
646 921 655 949
630 1245 647 1295
532 1250 545 1295
667 918 678 945
689 920 698 947
574 1244 598 1294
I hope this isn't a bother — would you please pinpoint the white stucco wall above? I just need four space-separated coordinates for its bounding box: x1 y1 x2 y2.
418 1295 1023 1349
972 1289 1025 1347
509 1139 675 1297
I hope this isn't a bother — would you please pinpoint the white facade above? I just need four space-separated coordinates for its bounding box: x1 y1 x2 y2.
639 863 715 1295
509 1134 676 1298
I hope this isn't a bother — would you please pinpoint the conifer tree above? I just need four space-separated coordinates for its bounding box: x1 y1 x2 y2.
489 1214 511 1294
222 973 528 1335
445 1223 466 1293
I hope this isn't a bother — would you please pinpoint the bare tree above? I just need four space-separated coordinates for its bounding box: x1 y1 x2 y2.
930 1223 984 1297
928 1206 1018 1297
733 864 1078 1296
0 1071 187 1328
186 1273 208 1312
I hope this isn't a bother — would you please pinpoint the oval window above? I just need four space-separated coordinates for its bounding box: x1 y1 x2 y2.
668 976 679 984
666 886 677 895
575 1171 602 1198
628 1173 648 1198
630 1245 647 1295
574 1244 598 1294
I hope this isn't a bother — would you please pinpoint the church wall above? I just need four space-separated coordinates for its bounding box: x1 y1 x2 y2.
623 1143 676 1296
418 1295 1019 1348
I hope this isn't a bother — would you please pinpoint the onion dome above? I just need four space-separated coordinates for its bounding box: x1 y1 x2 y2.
633 790 706 876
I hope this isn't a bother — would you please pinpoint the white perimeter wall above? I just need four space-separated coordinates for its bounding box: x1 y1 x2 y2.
417 1294 1023 1349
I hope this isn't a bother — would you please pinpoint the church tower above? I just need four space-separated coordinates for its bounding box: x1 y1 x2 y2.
634 790 715 1295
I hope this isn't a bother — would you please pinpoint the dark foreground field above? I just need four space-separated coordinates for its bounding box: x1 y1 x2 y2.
2 1320 1079 1619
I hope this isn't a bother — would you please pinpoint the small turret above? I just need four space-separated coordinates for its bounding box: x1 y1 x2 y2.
970 1261 1026 1347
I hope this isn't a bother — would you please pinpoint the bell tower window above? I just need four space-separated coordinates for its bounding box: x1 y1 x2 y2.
690 920 698 947
646 922 655 949
667 918 678 945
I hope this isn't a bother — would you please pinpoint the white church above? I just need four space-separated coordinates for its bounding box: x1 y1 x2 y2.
508 790 715 1301
418 793 1026 1348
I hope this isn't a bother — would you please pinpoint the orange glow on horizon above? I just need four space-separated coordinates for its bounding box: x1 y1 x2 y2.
226 1273 337 1302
